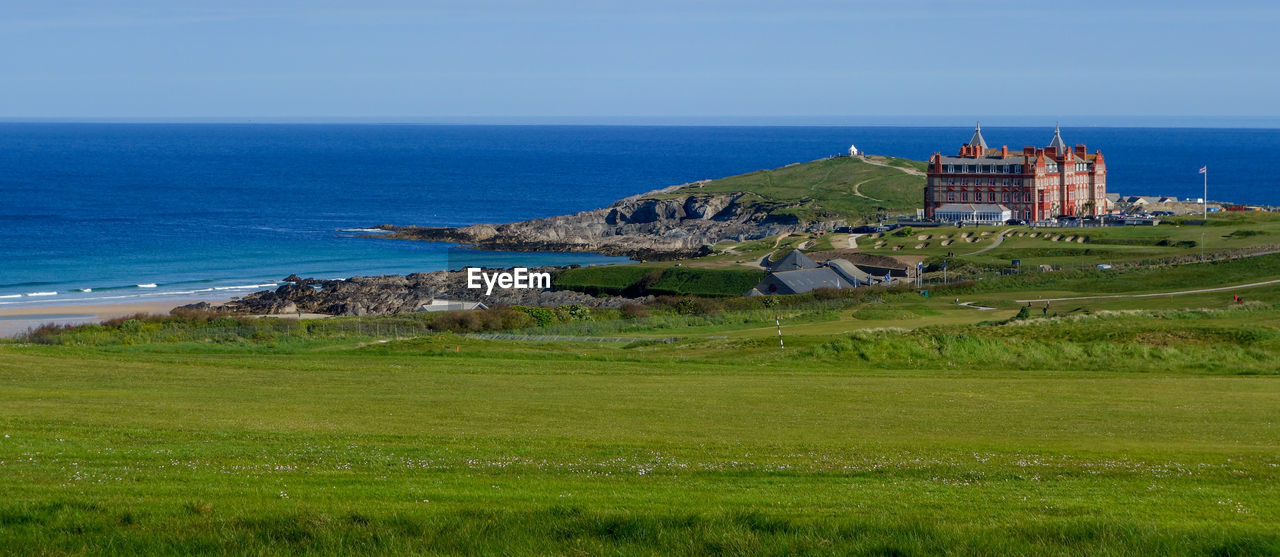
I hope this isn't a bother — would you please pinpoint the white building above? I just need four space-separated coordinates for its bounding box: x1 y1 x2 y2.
933 203 1011 224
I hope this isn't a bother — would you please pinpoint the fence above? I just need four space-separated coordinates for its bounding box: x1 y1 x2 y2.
19 316 440 346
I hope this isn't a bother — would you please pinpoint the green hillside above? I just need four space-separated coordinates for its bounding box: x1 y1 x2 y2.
5 254 1280 554
647 155 925 223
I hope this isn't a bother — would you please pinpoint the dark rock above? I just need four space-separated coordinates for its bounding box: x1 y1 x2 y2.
199 267 646 317
370 186 842 261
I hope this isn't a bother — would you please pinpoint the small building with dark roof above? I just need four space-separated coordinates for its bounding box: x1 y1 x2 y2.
769 249 821 272
754 268 849 295
748 256 900 296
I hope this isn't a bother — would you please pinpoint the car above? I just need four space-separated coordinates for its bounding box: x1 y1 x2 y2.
1005 218 1027 225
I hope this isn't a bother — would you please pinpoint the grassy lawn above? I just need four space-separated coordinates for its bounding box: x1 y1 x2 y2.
4 269 1280 553
855 212 1280 270
1 340 1277 555
646 155 924 223
8 166 1280 553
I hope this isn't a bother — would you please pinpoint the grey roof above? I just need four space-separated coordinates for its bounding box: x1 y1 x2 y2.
1105 193 1121 202
769 249 820 272
1048 125 1067 151
934 203 1011 213
744 287 765 297
827 259 876 286
760 268 847 295
968 122 988 150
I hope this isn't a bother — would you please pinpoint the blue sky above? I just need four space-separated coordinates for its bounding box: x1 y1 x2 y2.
2 1 1277 123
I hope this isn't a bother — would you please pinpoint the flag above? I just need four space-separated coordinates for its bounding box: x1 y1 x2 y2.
1199 166 1207 174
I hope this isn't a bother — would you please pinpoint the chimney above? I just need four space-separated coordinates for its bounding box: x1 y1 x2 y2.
1075 144 1087 156
1000 145 1009 158
1023 146 1035 156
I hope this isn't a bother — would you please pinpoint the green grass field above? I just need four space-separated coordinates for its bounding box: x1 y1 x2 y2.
7 158 1280 554
4 256 1280 554
647 155 924 223
857 212 1280 270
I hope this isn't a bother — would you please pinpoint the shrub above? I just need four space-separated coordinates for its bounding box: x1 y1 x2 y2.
620 303 649 319
429 311 483 333
513 306 557 327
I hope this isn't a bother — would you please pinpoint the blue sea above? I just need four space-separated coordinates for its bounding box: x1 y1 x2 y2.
2 123 1279 308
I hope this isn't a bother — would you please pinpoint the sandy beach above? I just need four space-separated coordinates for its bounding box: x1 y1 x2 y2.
0 298 232 338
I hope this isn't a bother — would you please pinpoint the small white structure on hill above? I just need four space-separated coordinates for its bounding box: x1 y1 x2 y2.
848 144 859 157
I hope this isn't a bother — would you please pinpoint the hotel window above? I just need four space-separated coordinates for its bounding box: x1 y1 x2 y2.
961 192 969 202
982 165 991 173
966 165 976 173
988 192 996 202
946 191 954 202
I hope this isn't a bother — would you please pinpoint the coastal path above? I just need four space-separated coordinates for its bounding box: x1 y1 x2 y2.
861 156 925 176
1015 277 1280 304
850 179 882 201
961 230 1013 256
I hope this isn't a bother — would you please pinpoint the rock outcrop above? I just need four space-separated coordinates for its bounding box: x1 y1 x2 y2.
373 187 839 260
184 271 646 316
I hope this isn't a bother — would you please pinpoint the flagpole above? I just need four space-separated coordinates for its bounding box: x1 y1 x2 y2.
1203 166 1208 221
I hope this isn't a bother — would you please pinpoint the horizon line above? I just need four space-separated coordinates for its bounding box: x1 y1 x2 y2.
2 115 1280 129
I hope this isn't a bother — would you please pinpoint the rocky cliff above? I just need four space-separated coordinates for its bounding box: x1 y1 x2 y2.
374 186 837 260
184 270 646 316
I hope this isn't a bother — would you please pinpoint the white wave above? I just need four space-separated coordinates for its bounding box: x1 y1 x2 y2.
136 283 158 288
212 283 278 291
339 227 391 233
0 294 22 299
25 291 57 297
77 288 92 293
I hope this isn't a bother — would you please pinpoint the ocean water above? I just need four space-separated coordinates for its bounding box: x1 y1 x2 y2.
2 123 1278 307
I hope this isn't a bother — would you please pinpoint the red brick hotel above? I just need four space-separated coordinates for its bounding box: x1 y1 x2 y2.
924 124 1107 222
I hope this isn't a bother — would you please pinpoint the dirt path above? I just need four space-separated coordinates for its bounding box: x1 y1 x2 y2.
847 234 864 249
850 179 882 201
1015 278 1280 303
862 156 926 177
958 301 996 310
962 230 1013 256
